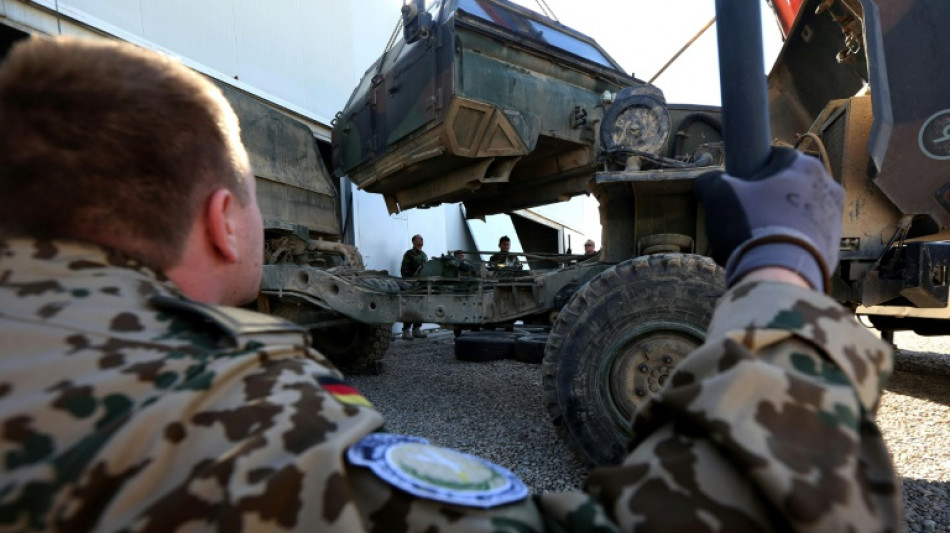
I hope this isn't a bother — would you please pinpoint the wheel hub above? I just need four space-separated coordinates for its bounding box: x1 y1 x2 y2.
602 323 703 432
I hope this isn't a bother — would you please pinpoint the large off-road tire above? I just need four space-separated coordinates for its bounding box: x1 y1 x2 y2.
542 254 725 466
455 331 522 362
513 333 548 364
311 323 393 375
265 301 392 375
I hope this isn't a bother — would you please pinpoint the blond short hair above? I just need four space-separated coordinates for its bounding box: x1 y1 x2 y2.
0 36 251 269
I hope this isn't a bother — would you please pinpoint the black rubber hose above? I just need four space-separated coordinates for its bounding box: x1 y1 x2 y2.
714 0 771 179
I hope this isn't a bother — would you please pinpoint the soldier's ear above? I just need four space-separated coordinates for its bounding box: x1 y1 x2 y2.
204 187 240 264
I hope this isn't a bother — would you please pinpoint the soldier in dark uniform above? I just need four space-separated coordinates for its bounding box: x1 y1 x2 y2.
454 250 477 275
581 238 598 259
0 36 901 532
488 235 516 269
399 234 427 339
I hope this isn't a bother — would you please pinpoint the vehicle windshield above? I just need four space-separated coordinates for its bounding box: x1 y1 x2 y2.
457 0 615 69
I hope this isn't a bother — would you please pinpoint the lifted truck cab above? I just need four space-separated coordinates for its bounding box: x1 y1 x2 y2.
330 0 728 466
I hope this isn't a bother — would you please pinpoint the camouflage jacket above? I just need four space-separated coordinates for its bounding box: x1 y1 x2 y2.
487 252 513 268
586 280 902 532
400 248 427 278
0 239 900 532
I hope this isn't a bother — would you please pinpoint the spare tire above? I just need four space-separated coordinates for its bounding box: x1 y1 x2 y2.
454 332 518 362
513 333 548 364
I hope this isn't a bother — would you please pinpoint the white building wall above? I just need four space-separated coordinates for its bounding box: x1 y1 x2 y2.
444 205 477 256
354 192 451 278
25 0 398 137
531 194 602 251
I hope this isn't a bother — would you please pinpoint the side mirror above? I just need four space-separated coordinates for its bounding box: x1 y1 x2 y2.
402 0 433 44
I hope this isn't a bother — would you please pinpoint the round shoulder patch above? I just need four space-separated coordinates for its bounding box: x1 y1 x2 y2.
346 433 528 508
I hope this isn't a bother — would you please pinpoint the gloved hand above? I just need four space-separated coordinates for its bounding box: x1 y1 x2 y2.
693 147 844 293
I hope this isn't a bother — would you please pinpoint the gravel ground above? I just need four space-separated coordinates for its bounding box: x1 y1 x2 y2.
347 331 587 493
879 332 950 532
346 328 950 530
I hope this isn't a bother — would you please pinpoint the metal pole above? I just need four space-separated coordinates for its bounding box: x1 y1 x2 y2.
649 17 717 84
714 0 771 178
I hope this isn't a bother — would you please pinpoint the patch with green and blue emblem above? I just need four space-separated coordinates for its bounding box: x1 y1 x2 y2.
347 433 528 508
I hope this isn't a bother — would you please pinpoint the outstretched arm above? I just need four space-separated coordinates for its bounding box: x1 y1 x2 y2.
572 150 901 532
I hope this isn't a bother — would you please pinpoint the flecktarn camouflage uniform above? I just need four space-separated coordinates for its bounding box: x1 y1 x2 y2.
0 238 900 531
586 280 903 532
400 249 427 279
0 239 560 531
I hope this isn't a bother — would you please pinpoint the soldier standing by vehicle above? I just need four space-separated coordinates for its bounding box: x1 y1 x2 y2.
399 234 427 339
488 235 517 269
582 238 598 259
454 249 477 275
0 36 900 532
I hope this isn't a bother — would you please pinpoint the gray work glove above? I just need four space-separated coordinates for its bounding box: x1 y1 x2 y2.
693 148 844 293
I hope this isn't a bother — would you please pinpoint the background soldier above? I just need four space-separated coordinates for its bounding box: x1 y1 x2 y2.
0 36 900 531
453 249 477 275
488 235 515 269
582 238 598 259
399 234 427 339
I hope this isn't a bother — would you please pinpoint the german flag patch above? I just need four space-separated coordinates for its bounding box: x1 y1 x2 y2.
318 376 373 408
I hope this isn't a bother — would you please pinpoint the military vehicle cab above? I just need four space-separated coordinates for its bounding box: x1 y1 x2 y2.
331 0 723 220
